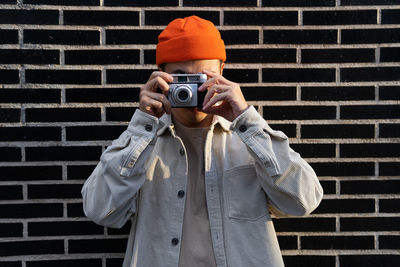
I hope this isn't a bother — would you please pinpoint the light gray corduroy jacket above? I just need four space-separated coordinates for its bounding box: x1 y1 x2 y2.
82 106 323 267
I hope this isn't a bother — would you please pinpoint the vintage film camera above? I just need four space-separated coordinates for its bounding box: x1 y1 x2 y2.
168 73 207 108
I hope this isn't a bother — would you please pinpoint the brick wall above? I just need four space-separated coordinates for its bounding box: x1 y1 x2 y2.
0 0 399 266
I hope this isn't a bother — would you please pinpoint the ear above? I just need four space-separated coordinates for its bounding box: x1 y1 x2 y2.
220 62 225 75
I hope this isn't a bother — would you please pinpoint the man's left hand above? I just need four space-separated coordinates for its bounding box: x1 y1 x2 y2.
199 70 249 122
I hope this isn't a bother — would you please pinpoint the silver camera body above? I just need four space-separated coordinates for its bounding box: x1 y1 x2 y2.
168 73 207 108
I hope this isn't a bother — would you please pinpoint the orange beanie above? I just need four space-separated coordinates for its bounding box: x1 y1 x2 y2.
156 16 226 66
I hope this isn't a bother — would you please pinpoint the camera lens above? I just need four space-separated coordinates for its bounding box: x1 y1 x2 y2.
178 90 189 101
173 86 192 104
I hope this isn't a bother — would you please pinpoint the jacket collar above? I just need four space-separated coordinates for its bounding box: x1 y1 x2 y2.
157 113 231 136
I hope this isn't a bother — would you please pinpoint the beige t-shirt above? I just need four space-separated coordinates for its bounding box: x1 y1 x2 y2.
174 119 217 267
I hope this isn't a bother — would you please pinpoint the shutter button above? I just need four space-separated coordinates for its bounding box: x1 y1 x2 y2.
145 124 152 132
171 238 179 245
239 125 247 132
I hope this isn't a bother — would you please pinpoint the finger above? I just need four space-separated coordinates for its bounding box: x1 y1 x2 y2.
143 91 172 115
149 71 173 83
203 91 230 111
147 76 171 94
202 84 230 107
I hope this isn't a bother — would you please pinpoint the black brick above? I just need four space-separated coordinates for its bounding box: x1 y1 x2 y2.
220 30 259 45
342 28 400 44
263 68 335 82
0 203 63 218
283 256 335 267
341 217 400 231
66 125 126 141
301 124 374 138
0 127 61 141
227 48 296 63
0 89 60 103
273 217 336 232
144 49 156 64
29 221 103 236
106 107 136 122
380 199 400 213
24 0 99 5
67 165 96 180
66 87 140 103
0 166 62 181
69 238 127 253
0 185 22 200
379 236 400 249
269 123 297 138
0 0 16 3
64 11 139 26
310 162 375 177
341 105 400 119
184 0 256 6
107 69 154 84
0 108 20 122
26 69 101 84
303 10 376 25
65 49 139 65
26 108 101 122
340 255 400 267
26 146 102 161
314 199 375 214
28 184 83 199
24 29 99 45
381 47 400 62
0 29 18 44
107 221 131 235
277 236 297 250
301 235 374 249
264 0 335 6
341 67 400 82
0 49 59 64
224 69 258 83
224 11 297 25
0 147 21 162
302 86 375 101
105 0 177 6
380 123 400 138
0 10 58 25
26 259 102 267
341 143 400 158
301 48 374 63
0 223 22 238
264 29 337 44
341 0 400 5
106 259 124 267
0 240 64 256
341 180 400 194
67 203 85 217
106 30 161 45
145 11 219 25
263 106 336 120
380 86 400 100
291 144 335 158
382 9 400 24
379 162 400 176
320 180 336 194
0 69 19 84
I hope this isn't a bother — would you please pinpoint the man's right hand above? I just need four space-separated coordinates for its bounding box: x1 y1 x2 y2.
139 71 173 118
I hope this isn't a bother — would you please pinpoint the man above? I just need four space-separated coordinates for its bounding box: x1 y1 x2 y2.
82 16 323 267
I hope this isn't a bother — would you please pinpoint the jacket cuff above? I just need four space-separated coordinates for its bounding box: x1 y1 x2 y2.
127 109 159 136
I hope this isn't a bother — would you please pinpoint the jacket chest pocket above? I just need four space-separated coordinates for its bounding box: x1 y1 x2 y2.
224 165 269 221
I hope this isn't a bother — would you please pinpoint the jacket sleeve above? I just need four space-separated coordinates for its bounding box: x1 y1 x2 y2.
81 109 159 228
230 106 323 217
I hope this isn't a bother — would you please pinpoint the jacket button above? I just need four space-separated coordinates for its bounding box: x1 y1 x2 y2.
177 190 185 198
171 238 179 245
179 148 185 156
145 124 152 132
239 125 247 132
